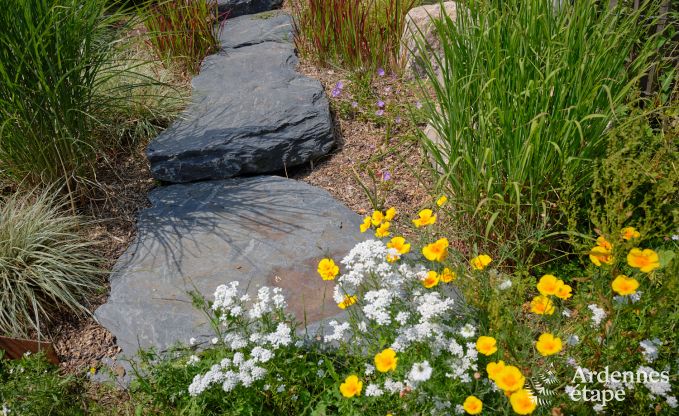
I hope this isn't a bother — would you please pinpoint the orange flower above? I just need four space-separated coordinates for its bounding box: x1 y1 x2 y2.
412 209 436 228
422 238 449 262
611 274 639 296
462 395 483 414
385 207 397 221
627 248 660 273
621 227 640 240
421 271 440 288
337 295 357 309
371 210 384 226
360 216 372 233
530 295 555 315
589 246 613 266
439 267 456 283
486 360 506 381
476 336 497 356
596 236 612 251
536 274 562 296
555 283 573 300
339 375 362 398
470 254 492 270
495 365 525 392
317 258 339 280
510 389 537 414
374 348 398 372
535 333 563 356
375 221 391 238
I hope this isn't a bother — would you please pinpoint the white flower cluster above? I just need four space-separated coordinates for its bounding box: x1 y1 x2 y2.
188 351 270 396
639 338 661 363
445 340 478 383
588 304 607 328
637 366 674 405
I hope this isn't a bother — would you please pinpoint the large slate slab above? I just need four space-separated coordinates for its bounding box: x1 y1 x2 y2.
95 177 365 357
217 0 282 18
147 13 334 183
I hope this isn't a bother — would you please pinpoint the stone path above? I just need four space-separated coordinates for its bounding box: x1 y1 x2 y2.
95 9 364 362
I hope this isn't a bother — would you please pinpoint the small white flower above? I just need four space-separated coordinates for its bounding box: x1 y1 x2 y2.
588 304 607 328
593 403 605 413
640 339 661 363
211 337 219 345
365 364 375 376
459 324 476 339
408 361 433 383
666 396 678 408
2 404 10 416
562 308 572 318
566 335 580 346
189 337 197 346
365 383 384 397
276 384 286 393
454 404 465 415
187 355 200 366
498 279 512 290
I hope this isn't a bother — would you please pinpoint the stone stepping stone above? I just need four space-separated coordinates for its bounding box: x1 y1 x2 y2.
95 177 364 357
217 0 282 18
147 12 334 183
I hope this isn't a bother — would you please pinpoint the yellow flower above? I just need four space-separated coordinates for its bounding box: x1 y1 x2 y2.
436 195 448 207
375 221 391 238
486 360 506 381
462 395 483 415
371 210 384 226
611 274 639 296
360 216 371 233
470 254 492 270
596 236 613 251
621 227 640 241
421 271 440 288
495 365 525 392
530 295 555 315
555 283 573 300
440 267 456 283
385 207 397 221
476 336 497 356
317 258 339 280
422 238 449 262
374 348 398 373
510 389 537 415
412 209 437 227
536 274 562 296
339 375 362 398
338 295 357 309
387 236 410 254
535 333 563 356
627 248 660 273
589 246 613 266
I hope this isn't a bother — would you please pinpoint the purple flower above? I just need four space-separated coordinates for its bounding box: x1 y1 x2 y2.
331 81 343 98
351 101 358 108
377 68 385 77
415 101 423 109
395 116 402 124
375 109 384 116
381 170 392 181
377 100 385 108
384 86 392 94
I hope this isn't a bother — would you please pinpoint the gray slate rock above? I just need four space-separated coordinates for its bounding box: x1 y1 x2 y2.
147 13 333 183
95 177 365 358
217 0 282 18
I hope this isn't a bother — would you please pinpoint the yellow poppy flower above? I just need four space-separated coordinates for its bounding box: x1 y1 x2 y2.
385 207 397 221
627 248 660 273
536 274 562 296
374 348 398 372
621 227 640 240
589 246 613 266
611 274 639 296
510 389 537 415
371 210 384 226
317 258 339 280
495 365 525 392
440 267 456 283
422 238 449 262
387 236 410 254
462 395 482 415
338 295 357 309
412 209 437 227
421 271 440 288
360 216 371 233
436 195 448 207
375 221 391 238
476 336 497 356
486 360 505 381
530 295 555 315
555 283 572 300
535 333 563 356
470 254 492 270
339 375 362 398
596 236 612 251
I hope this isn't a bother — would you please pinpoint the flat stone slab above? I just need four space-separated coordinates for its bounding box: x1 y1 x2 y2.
218 0 282 18
95 177 364 357
147 13 334 183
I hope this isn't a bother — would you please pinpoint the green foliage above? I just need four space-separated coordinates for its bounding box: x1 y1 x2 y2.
0 351 86 416
0 189 103 337
142 0 222 76
417 0 665 257
586 106 679 244
291 0 416 72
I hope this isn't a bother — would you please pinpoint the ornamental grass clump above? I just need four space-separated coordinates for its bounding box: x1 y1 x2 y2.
0 190 103 337
291 0 416 72
142 0 223 76
417 0 666 249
